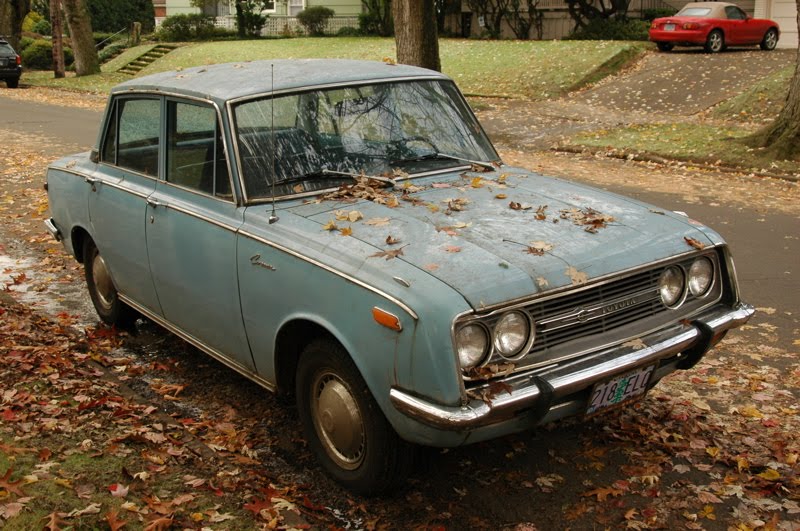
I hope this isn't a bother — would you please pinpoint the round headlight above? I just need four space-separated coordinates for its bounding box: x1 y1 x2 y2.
456 323 489 369
659 266 685 308
493 311 531 359
688 257 714 297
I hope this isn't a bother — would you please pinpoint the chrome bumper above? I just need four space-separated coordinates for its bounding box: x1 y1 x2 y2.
44 218 62 242
390 302 755 430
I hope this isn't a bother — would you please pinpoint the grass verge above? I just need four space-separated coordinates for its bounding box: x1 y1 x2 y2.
567 122 799 176
709 65 792 124
21 38 646 100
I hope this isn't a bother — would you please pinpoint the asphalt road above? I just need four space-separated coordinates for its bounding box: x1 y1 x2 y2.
1 91 798 528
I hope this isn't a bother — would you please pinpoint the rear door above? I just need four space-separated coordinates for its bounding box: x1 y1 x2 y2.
88 96 162 315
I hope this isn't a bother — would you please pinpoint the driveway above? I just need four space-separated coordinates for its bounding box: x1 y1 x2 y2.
477 48 795 151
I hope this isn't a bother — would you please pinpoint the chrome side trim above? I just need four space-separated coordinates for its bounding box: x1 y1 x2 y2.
91 177 150 199
238 228 418 320
162 202 240 233
394 301 754 430
119 294 276 392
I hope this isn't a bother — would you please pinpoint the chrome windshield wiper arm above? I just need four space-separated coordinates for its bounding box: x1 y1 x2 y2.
322 168 396 187
434 153 497 170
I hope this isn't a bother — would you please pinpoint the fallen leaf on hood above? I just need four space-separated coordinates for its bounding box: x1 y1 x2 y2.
495 193 507 199
684 236 706 250
340 226 353 237
526 241 553 255
370 246 407 260
566 266 588 285
385 235 401 245
364 217 390 226
535 205 548 220
322 220 338 232
536 277 549 289
424 263 440 271
443 246 462 253
334 210 363 223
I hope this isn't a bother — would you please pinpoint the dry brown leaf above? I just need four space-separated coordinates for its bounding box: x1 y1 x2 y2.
566 266 588 285
443 245 462 253
364 217 390 226
684 236 706 250
385 235 401 245
369 246 407 260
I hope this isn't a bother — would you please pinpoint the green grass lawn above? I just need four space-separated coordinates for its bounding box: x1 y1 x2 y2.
22 38 647 100
710 65 793 124
570 122 798 174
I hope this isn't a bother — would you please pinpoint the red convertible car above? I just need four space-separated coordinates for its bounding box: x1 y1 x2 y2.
649 1 780 53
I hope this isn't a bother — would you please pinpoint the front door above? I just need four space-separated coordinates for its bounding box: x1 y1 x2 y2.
145 99 254 370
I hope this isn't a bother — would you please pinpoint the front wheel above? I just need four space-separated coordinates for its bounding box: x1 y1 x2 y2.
704 30 724 53
296 339 414 495
656 42 674 52
760 28 778 50
83 238 137 327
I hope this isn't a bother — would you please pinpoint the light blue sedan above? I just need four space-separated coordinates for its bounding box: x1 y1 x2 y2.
45 59 754 494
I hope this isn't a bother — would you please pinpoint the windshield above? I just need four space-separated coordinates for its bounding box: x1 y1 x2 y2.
233 79 498 200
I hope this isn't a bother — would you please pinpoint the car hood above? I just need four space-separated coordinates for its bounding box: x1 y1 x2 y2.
281 168 721 310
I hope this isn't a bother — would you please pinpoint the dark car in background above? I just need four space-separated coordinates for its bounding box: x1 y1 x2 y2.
0 37 22 88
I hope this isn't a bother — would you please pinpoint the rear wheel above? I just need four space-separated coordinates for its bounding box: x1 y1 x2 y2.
83 238 137 327
704 30 724 53
6 78 19 88
296 339 414 495
656 42 674 52
760 28 778 50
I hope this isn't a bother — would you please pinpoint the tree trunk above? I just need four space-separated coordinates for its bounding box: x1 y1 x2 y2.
0 0 31 49
62 0 100 76
393 0 440 71
235 1 247 38
746 0 800 160
51 0 65 79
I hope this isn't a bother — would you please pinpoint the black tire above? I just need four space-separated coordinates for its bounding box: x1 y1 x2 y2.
6 78 19 89
704 30 724 53
296 339 414 495
656 42 674 52
82 238 137 327
760 28 778 51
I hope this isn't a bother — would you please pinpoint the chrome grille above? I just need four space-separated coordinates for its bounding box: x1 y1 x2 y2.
472 252 722 374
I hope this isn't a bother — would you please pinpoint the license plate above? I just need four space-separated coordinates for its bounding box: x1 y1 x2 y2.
586 365 654 415
664 24 676 31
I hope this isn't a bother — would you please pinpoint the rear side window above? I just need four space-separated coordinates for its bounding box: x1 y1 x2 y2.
101 97 161 177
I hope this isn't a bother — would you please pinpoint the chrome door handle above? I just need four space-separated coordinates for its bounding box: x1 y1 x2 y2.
84 176 99 185
146 197 162 208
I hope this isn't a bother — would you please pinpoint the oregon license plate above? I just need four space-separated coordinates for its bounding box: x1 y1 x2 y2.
586 365 654 415
664 23 676 31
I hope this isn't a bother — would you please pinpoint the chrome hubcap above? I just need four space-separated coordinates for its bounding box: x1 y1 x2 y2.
710 34 722 51
766 32 777 48
311 372 365 470
92 253 115 310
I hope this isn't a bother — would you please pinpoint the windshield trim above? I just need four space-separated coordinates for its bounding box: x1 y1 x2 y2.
228 78 500 206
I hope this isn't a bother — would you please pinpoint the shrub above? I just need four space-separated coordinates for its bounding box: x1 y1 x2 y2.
336 26 361 37
566 18 650 41
22 11 45 33
31 19 52 36
21 39 74 70
297 6 335 36
88 0 156 33
358 11 392 36
641 8 678 22
156 13 217 41
17 36 35 53
98 41 127 63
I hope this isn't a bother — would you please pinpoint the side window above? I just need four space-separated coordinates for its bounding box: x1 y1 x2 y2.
102 98 161 176
726 6 746 19
166 100 231 198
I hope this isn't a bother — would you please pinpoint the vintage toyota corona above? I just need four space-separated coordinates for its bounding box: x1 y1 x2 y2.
45 59 754 493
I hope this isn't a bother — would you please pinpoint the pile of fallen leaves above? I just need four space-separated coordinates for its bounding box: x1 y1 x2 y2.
0 302 325 529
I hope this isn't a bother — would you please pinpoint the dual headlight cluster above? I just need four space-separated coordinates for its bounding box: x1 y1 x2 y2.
456 310 534 370
658 256 714 308
456 255 716 371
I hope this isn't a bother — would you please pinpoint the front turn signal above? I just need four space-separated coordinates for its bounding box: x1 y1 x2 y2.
372 307 402 332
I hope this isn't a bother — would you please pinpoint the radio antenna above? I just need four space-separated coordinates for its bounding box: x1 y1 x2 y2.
268 63 278 224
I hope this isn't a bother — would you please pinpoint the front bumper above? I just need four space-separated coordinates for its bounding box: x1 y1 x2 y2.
390 301 754 430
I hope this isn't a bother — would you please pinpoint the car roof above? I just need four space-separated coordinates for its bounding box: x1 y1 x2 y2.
111 59 450 105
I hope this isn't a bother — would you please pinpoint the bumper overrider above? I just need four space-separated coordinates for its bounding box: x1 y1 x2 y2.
390 301 754 430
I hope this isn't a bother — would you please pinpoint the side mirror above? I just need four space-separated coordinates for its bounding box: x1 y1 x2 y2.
90 149 99 163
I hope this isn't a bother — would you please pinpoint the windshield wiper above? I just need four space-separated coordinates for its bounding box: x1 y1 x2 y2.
322 169 396 187
390 152 496 170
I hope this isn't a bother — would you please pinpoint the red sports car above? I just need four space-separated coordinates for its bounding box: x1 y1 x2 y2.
649 1 780 53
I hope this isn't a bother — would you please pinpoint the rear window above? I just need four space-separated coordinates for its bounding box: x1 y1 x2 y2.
0 43 15 54
678 7 712 16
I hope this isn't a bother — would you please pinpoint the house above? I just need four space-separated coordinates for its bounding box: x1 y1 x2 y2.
754 0 797 47
154 0 361 34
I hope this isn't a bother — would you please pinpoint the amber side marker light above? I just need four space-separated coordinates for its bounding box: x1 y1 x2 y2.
372 307 402 331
